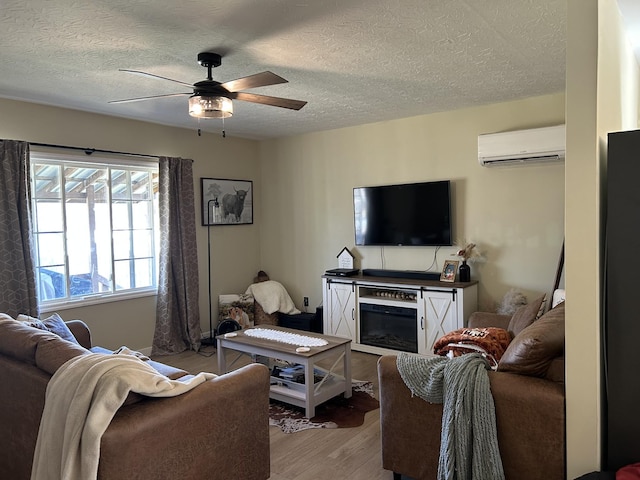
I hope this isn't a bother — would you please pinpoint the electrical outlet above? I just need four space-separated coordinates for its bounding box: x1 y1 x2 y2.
303 296 309 307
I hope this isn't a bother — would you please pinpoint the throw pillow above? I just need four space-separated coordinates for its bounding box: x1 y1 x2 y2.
507 294 546 337
498 302 565 377
17 313 79 344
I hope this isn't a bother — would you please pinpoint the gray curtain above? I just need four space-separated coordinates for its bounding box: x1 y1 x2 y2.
152 157 201 355
0 140 38 318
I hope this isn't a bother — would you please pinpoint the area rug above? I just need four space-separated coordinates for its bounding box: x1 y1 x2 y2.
269 381 379 434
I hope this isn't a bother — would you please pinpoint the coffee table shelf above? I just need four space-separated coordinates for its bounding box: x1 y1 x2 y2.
217 325 352 418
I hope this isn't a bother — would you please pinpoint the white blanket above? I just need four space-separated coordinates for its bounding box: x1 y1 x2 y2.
31 352 216 480
246 280 300 315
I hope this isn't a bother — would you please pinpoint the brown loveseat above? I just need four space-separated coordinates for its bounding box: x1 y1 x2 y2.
0 314 271 480
378 300 565 480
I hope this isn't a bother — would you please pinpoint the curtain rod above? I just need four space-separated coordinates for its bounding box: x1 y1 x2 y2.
29 142 161 159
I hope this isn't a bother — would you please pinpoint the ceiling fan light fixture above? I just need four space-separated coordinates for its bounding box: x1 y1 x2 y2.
188 95 233 118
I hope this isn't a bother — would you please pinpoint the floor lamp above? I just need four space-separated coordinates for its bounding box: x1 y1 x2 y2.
201 199 216 347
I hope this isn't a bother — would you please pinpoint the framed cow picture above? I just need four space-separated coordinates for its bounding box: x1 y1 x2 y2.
201 178 253 226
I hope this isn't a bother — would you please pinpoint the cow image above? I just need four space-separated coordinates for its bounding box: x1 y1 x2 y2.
222 187 250 223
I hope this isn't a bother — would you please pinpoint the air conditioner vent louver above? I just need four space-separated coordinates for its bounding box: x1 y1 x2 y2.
478 125 565 167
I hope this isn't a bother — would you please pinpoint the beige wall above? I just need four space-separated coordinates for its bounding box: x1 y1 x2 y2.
259 93 566 313
565 0 640 476
0 98 261 350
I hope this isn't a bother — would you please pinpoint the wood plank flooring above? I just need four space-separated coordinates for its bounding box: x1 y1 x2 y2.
152 346 397 480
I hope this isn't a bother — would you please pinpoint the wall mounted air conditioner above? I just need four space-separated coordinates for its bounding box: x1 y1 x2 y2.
478 124 566 167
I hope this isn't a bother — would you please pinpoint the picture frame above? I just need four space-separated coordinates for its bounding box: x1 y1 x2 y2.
440 260 459 282
201 178 253 226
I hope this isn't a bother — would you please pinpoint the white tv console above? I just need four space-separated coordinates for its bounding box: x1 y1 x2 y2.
322 273 478 356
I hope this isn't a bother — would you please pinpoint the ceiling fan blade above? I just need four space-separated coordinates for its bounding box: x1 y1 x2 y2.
119 69 194 88
220 71 287 92
108 92 191 104
232 92 307 110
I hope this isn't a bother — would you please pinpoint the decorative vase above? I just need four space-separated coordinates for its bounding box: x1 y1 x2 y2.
459 260 471 282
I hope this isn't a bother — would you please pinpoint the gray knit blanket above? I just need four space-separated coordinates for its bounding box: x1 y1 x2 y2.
397 352 505 480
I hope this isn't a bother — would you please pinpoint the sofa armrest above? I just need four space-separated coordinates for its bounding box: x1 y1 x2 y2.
65 320 92 349
468 312 512 330
378 355 442 480
98 363 271 480
489 371 565 480
378 355 565 480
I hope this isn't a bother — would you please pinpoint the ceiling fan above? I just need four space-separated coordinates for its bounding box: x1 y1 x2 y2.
109 52 307 119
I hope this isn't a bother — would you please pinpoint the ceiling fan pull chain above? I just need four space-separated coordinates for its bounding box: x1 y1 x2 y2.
222 117 226 138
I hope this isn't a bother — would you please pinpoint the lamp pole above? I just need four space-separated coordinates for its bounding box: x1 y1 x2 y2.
201 199 216 346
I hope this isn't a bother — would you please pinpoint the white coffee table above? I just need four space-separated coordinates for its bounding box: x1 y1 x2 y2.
217 325 352 418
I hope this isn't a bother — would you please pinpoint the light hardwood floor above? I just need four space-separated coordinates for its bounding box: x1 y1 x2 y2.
152 346 398 480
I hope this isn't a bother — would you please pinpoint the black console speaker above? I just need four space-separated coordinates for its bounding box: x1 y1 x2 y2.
362 268 441 281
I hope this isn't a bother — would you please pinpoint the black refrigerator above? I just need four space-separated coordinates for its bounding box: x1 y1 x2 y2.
605 129 640 471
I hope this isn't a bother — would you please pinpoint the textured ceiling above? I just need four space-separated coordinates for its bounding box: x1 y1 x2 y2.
0 0 603 140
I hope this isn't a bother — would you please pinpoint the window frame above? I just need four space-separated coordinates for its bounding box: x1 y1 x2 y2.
30 151 160 312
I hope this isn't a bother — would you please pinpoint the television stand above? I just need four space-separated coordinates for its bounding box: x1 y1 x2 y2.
322 273 478 357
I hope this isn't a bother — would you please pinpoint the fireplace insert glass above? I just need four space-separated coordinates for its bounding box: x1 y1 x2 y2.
359 303 418 353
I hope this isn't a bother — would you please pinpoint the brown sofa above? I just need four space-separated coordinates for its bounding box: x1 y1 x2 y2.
378 301 566 480
0 314 271 480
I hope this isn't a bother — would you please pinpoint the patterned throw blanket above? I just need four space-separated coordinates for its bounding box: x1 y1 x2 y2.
432 327 512 369
396 352 505 480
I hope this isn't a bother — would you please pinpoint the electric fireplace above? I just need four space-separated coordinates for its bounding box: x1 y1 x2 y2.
359 303 418 353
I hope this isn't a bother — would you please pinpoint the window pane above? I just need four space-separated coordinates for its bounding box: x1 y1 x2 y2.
65 167 108 202
131 171 151 200
133 230 153 257
33 165 62 199
132 200 152 228
111 170 130 200
65 201 91 274
38 267 66 300
37 232 65 265
113 231 131 260
70 273 94 297
114 259 132 290
94 203 113 277
134 258 153 288
112 202 131 230
35 201 64 232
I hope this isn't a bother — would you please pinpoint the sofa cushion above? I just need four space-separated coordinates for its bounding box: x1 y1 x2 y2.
498 302 565 377
35 336 90 375
0 316 60 365
507 294 546 336
17 313 79 344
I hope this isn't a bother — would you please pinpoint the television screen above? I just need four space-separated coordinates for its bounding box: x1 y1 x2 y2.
354 180 452 246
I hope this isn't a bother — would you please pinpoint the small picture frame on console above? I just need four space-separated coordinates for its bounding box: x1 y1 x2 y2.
440 260 459 282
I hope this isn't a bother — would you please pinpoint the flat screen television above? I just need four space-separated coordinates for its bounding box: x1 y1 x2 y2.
354 180 452 246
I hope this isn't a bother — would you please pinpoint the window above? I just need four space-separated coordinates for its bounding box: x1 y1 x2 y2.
30 153 159 305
